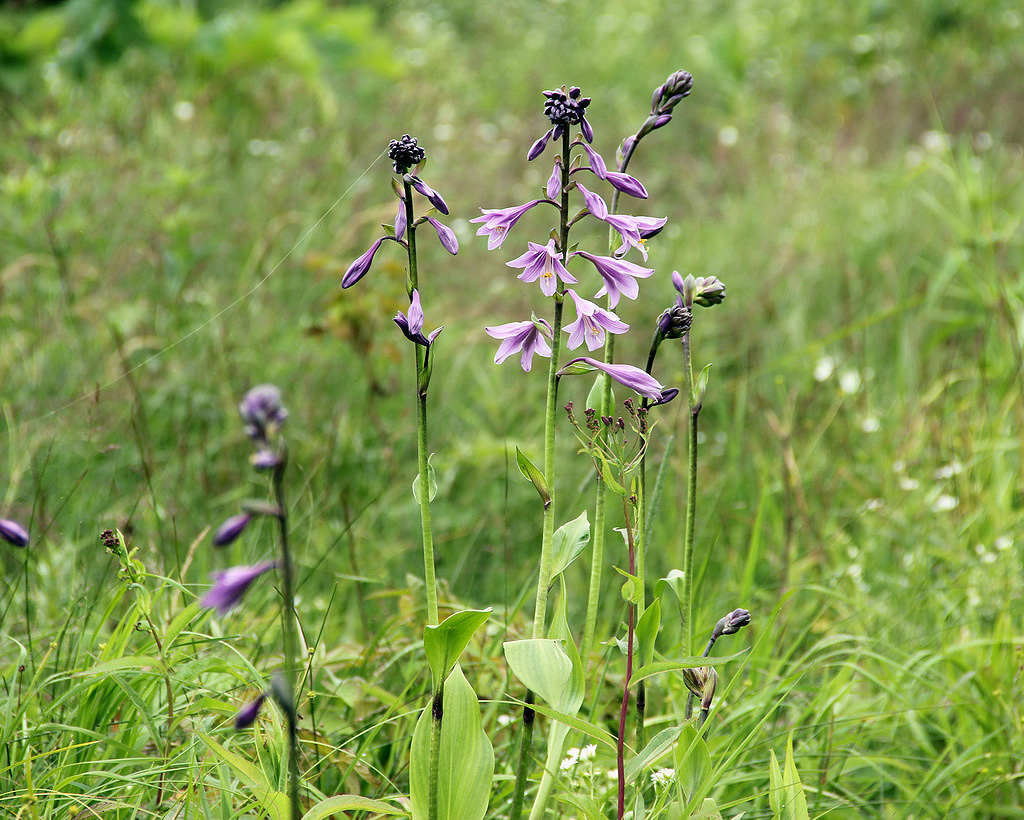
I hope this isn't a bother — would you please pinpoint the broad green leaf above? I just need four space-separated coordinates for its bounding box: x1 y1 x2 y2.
629 651 748 687
624 725 681 784
548 511 590 584
584 374 613 412
503 639 572 711
424 609 491 689
655 570 686 609
410 665 494 820
634 786 646 820
302 795 406 820
768 749 783 817
635 598 662 668
412 454 438 504
675 723 712 806
782 733 810 820
692 798 728 819
197 731 289 820
515 447 550 508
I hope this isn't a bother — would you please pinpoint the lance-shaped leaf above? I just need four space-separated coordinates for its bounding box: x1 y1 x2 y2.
547 511 590 585
635 597 662 669
624 725 682 784
503 638 575 712
515 446 550 509
424 609 492 690
410 664 494 820
676 723 713 808
655 570 686 611
629 650 748 687
302 796 405 820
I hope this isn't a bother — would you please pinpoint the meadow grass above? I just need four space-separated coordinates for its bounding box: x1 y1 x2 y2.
1 0 1022 817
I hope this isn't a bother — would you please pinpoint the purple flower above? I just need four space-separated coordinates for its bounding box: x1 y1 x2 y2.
212 513 252 548
506 239 576 297
239 385 288 442
388 134 425 174
395 198 407 240
563 289 629 351
394 289 444 347
634 215 668 240
575 183 609 220
201 561 279 615
234 693 268 730
485 318 553 372
528 129 553 161
0 519 29 548
470 200 546 250
545 162 562 200
426 217 459 255
341 236 400 289
605 171 648 199
580 143 608 179
574 251 654 308
410 176 449 215
557 357 670 401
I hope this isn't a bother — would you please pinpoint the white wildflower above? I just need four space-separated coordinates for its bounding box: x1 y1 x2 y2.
813 356 836 382
934 461 964 479
838 369 862 394
860 416 880 433
651 768 676 788
496 714 514 727
995 536 1013 551
173 100 195 122
717 125 739 147
899 477 919 491
931 494 959 512
578 744 596 762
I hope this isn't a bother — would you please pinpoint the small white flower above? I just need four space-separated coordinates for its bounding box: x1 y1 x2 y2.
931 494 959 512
814 356 837 382
922 130 949 153
606 769 618 781
860 416 880 433
839 369 862 394
899 477 919 491
864 498 884 511
173 100 195 122
496 714 514 727
717 125 739 147
981 551 997 565
579 744 596 762
934 461 964 479
560 748 580 770
995 536 1013 551
651 767 676 787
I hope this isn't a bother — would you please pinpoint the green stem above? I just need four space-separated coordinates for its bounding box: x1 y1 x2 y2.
273 463 302 820
428 683 444 820
616 500 637 820
403 178 439 626
509 691 536 820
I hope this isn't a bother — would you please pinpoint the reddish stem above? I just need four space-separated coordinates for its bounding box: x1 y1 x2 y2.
617 503 637 820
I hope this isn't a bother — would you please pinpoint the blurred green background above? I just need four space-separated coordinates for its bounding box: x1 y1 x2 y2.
1 0 1022 815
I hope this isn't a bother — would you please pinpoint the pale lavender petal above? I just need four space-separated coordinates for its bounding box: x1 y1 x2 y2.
426 217 458 255
635 215 668 239
576 183 608 220
407 290 424 335
546 162 562 200
605 171 648 199
201 561 279 615
395 198 407 240
0 519 29 547
520 330 552 371
580 143 608 179
558 357 668 400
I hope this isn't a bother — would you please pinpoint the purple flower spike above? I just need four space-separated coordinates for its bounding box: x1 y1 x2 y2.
575 183 609 220
426 217 458 255
528 129 553 161
485 318 553 372
563 289 629 351
470 199 545 250
342 236 389 289
506 239 576 297
546 162 562 201
239 385 288 442
580 143 608 179
234 693 268 730
557 357 668 401
395 198 407 240
574 251 654 308
410 176 449 215
0 519 29 548
395 290 444 347
605 171 648 199
212 513 252 548
201 561 279 615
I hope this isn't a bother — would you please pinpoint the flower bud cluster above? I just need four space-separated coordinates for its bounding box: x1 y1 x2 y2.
388 134 426 174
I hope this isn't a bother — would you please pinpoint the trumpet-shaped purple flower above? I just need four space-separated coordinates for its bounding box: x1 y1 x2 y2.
485 318 553 372
563 289 629 351
557 357 671 402
201 561 279 615
234 692 268 730
471 200 547 250
341 235 400 289
506 239 576 297
426 217 458 255
410 176 449 215
394 290 444 347
576 183 609 220
213 513 252 547
577 145 648 198
0 519 29 547
574 251 654 308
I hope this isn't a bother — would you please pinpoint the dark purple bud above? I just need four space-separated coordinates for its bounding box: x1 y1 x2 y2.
234 693 268 730
650 388 679 407
239 385 288 442
0 519 29 548
715 608 751 638
657 305 692 340
605 171 649 199
212 513 252 548
542 85 591 131
410 176 449 215
653 114 672 129
426 217 458 255
652 70 694 117
341 237 386 289
201 561 279 616
527 129 553 161
580 116 594 144
387 134 425 174
251 449 282 471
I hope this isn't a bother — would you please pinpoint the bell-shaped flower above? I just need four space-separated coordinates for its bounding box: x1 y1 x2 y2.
574 251 654 308
557 357 671 402
410 176 449 215
506 239 576 297
212 513 252 547
234 693 268 730
0 519 29 548
577 146 647 198
471 200 547 250
341 236 400 289
485 317 553 372
394 290 444 348
426 217 458 255
563 290 629 351
580 143 608 179
201 561 279 615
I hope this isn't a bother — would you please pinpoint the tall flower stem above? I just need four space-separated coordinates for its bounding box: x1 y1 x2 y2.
272 458 301 820
616 499 638 820
681 331 699 661
428 681 444 820
511 128 572 820
402 178 439 627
